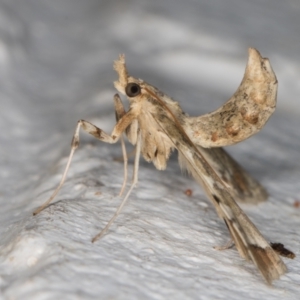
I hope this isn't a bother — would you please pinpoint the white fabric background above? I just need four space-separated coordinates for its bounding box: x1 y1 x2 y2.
0 0 300 299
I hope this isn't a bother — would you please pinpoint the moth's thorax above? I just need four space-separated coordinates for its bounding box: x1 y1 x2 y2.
129 89 176 170
113 58 186 171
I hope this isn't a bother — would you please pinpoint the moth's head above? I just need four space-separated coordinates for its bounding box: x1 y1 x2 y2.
113 55 144 100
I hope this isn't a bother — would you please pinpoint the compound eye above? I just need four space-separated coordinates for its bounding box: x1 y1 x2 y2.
125 82 141 97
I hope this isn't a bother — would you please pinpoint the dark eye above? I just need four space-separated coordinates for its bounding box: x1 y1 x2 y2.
125 83 141 97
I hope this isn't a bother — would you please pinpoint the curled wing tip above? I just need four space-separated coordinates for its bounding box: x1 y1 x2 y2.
248 47 260 60
246 48 277 110
189 48 278 147
247 47 277 84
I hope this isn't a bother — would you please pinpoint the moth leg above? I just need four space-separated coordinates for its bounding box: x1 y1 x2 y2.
114 94 128 196
114 147 136 162
92 131 141 242
214 239 235 251
114 94 126 120
33 110 137 215
113 94 138 196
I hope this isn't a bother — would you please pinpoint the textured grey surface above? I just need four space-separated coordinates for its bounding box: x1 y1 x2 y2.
1 1 300 299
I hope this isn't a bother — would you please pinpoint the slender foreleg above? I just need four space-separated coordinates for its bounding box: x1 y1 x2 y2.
33 107 137 215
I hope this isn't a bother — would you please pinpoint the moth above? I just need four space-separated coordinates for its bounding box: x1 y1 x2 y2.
34 48 288 284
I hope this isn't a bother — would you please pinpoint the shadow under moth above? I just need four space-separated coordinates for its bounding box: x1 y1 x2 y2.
34 48 293 284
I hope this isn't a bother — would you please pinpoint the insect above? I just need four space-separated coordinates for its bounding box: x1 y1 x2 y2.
34 48 288 284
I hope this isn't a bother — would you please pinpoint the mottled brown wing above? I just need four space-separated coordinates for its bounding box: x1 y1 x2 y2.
151 109 287 284
185 48 277 148
197 146 268 204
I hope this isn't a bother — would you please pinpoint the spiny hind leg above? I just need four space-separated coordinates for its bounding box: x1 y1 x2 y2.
33 108 136 215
